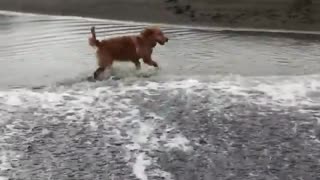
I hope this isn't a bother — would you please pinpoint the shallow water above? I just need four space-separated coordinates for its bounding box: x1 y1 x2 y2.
0 12 320 180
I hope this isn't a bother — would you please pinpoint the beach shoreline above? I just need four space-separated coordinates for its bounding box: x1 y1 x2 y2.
0 0 320 31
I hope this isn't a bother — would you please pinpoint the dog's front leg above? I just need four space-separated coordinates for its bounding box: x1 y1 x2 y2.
93 67 105 80
143 55 159 69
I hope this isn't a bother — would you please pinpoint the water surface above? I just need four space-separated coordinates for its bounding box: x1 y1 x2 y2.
0 12 320 180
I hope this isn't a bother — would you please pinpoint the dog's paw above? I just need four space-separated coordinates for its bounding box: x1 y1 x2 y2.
110 76 121 81
87 76 97 82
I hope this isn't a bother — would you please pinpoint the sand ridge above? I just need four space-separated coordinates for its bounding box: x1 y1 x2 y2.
0 0 320 31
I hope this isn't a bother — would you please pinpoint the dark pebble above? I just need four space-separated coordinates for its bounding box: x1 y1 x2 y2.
185 5 191 11
199 138 207 145
174 6 184 14
166 0 177 3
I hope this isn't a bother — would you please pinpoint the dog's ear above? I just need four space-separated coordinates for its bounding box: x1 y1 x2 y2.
141 27 154 37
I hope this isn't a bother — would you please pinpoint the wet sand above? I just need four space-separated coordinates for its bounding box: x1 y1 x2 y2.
1 0 320 31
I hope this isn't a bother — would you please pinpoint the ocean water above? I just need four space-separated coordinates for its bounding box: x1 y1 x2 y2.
0 11 320 180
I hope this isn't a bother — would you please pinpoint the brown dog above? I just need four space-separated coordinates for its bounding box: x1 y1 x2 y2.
89 26 169 80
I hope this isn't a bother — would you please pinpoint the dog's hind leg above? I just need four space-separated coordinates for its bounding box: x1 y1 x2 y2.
132 59 141 70
94 53 114 80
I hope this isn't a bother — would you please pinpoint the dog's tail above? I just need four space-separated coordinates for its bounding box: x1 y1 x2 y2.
89 26 101 48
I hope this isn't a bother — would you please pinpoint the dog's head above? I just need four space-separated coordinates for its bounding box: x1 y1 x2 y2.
141 26 169 47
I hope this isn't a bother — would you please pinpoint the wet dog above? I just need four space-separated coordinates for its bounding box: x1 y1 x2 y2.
89 26 169 80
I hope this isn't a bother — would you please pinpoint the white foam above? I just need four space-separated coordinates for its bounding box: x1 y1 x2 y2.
205 75 320 107
1 75 319 109
164 134 192 152
133 122 154 144
5 95 22 106
41 128 51 136
89 121 98 131
148 169 173 180
1 75 320 109
0 151 10 171
133 153 151 180
1 75 320 179
251 77 320 106
0 150 14 180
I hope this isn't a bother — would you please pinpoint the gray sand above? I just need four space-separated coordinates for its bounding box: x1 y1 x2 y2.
1 0 320 31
